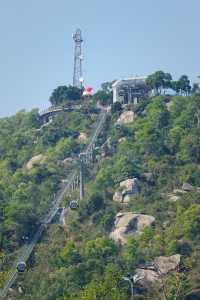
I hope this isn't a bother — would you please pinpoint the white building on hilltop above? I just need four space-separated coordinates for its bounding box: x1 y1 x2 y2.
112 76 149 104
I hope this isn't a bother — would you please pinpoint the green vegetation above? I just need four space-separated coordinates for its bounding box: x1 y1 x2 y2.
93 81 114 106
1 79 200 299
146 71 193 96
49 85 83 106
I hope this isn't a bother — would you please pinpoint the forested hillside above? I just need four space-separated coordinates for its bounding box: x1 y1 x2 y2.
0 90 200 299
0 103 98 271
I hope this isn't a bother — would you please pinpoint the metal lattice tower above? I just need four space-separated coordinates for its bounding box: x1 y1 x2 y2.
72 28 83 88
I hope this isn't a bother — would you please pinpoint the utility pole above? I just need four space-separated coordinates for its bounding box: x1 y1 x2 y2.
79 153 85 200
72 28 83 88
122 274 144 300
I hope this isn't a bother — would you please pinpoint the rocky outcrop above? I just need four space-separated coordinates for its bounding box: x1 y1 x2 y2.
117 110 135 124
168 194 180 202
135 254 181 288
120 178 139 194
113 178 139 204
134 269 160 287
168 182 199 202
166 101 173 110
110 212 155 244
118 137 126 143
173 189 187 195
113 191 123 203
78 132 88 142
26 154 44 170
154 254 181 274
182 182 195 192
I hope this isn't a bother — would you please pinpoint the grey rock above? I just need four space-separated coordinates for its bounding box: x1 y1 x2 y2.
154 254 181 275
120 178 139 195
110 212 155 244
182 182 194 192
26 154 44 170
135 254 181 288
113 191 123 203
173 189 187 195
167 193 180 202
117 110 135 124
135 269 160 287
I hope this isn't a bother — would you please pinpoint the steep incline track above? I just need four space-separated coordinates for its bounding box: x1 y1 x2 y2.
0 110 107 300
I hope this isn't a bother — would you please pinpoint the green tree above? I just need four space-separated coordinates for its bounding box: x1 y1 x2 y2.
191 83 200 94
146 71 172 95
93 90 112 106
84 237 118 260
49 85 82 106
59 241 81 267
111 102 122 114
62 265 127 300
178 75 191 95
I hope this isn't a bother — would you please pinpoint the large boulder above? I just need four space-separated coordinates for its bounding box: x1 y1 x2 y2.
117 111 135 124
110 212 155 244
134 269 160 287
112 192 134 204
120 178 139 195
26 154 44 170
113 191 123 203
118 137 126 143
78 132 88 143
113 178 139 204
154 254 181 275
135 254 181 288
173 189 187 195
182 182 195 192
167 193 180 202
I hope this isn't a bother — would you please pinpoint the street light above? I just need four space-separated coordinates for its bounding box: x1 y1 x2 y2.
122 274 144 300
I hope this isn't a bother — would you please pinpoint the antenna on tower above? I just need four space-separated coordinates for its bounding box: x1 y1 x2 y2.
72 29 83 88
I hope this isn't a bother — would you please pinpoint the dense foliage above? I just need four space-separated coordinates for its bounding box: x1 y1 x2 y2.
49 86 83 106
146 71 193 96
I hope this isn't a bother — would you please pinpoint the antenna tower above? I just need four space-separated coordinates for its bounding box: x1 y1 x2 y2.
72 28 83 88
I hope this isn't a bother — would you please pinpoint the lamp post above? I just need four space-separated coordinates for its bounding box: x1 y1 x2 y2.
122 274 144 300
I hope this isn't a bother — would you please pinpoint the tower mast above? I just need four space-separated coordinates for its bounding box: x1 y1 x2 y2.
72 29 83 88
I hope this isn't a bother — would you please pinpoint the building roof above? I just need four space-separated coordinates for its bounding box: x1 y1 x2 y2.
112 76 147 88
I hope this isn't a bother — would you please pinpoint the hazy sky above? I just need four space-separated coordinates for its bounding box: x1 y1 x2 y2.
0 0 200 117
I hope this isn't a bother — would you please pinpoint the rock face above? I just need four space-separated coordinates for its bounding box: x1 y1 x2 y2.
117 111 135 124
167 193 180 202
120 178 139 194
173 189 187 195
26 154 44 170
78 132 88 142
118 137 126 143
113 178 139 204
154 254 181 275
166 101 173 110
113 191 123 203
182 182 194 192
110 212 155 244
135 269 160 287
135 254 181 288
168 183 198 202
